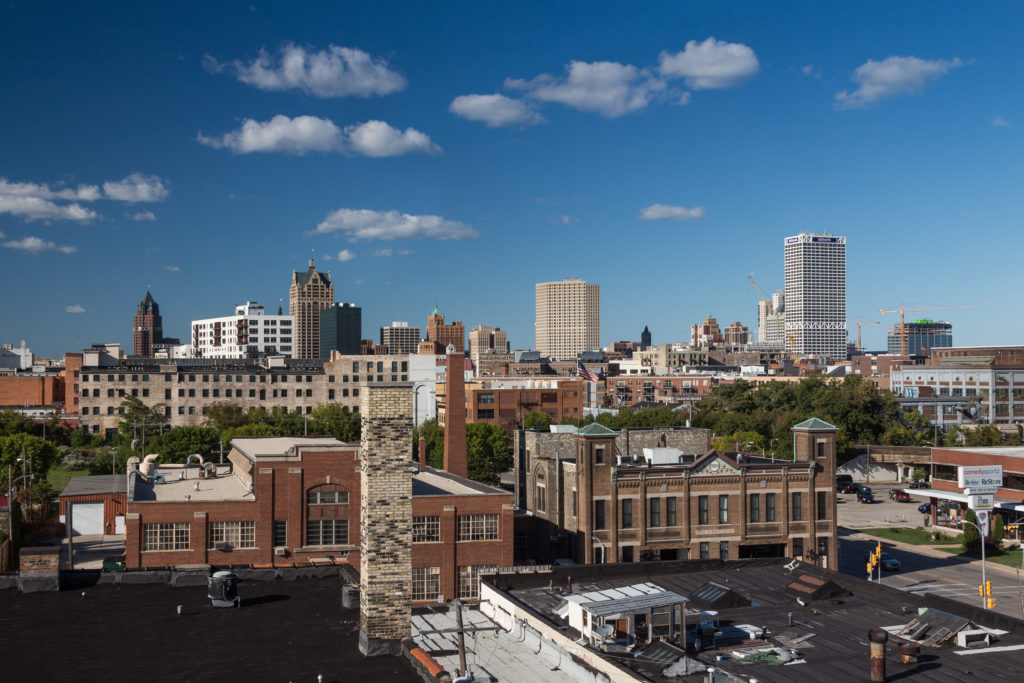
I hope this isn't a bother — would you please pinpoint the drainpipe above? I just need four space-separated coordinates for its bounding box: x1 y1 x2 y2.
869 627 888 682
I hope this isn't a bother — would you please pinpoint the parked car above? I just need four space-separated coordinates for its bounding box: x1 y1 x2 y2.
854 484 872 495
838 483 857 494
894 491 912 503
836 475 854 493
888 488 901 500
910 481 931 489
864 551 902 571
858 490 875 504
918 503 932 514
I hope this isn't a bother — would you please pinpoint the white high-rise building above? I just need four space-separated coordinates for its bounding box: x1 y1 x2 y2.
784 233 847 360
757 289 786 347
192 301 294 359
535 279 600 360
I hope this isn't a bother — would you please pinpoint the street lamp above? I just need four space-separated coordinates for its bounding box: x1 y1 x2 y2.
959 517 988 609
6 470 35 542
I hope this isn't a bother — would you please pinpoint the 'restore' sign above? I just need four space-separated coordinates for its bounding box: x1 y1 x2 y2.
958 465 1002 489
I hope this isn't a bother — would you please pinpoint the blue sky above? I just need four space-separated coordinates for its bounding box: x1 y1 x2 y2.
1 1 1020 358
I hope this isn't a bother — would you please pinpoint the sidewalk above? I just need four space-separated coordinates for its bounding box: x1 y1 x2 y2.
61 534 126 570
844 527 1024 578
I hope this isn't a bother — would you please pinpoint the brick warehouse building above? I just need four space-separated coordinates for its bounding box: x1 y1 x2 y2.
123 435 513 604
518 419 838 569
438 377 584 437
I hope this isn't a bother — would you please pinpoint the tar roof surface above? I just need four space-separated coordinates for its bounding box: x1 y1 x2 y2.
59 474 126 497
490 559 1024 683
1 578 418 682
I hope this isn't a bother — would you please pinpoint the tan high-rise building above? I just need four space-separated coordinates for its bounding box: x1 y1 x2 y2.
425 305 465 352
289 259 334 360
535 279 600 360
469 325 510 364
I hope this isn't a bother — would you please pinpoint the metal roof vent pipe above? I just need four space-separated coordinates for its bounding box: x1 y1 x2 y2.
898 642 920 664
869 627 888 682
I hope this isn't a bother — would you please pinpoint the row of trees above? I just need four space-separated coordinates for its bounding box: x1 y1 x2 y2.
412 419 510 485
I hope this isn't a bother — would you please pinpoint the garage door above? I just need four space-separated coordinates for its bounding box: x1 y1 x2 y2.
70 502 104 536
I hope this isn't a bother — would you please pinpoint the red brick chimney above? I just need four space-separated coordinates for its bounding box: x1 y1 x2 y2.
443 352 468 477
418 436 427 469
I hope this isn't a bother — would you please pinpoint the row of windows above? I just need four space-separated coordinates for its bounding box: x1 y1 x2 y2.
589 492 830 530
82 403 351 416
142 520 349 550
83 370 413 384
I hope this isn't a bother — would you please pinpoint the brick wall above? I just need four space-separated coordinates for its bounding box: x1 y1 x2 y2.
20 546 60 573
0 374 62 407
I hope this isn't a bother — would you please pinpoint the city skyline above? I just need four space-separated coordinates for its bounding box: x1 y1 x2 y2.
1 2 1015 358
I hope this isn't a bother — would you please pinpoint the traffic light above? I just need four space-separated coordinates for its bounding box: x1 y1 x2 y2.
979 585 985 597
988 598 997 609
866 562 872 575
985 581 992 597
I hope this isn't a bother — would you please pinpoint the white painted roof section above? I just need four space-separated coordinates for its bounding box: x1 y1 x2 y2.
231 437 348 459
941 447 1024 458
575 582 688 618
145 464 251 502
412 470 482 495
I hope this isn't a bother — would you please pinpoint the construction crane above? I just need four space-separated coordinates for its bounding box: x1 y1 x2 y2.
879 304 976 355
849 317 879 351
748 274 800 365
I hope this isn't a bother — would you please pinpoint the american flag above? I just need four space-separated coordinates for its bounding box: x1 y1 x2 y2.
577 358 600 383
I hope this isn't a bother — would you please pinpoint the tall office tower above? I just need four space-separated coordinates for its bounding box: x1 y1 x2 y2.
192 301 294 359
133 291 165 357
887 319 952 356
784 233 846 360
319 302 362 358
289 259 334 360
535 279 600 360
724 321 750 345
469 325 510 365
690 317 723 347
757 289 786 347
425 305 465 352
640 326 652 349
380 322 421 354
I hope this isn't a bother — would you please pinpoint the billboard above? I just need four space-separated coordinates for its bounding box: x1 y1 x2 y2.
958 465 1003 489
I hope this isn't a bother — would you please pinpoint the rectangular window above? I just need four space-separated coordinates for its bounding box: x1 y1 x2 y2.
305 519 348 546
328 389 335 400
791 492 803 521
719 541 729 560
308 488 349 504
749 493 761 523
209 521 255 549
594 446 604 464
766 493 776 522
649 498 661 527
536 483 546 512
458 565 495 600
621 499 633 528
572 489 578 517
718 495 729 524
412 567 441 601
793 537 803 558
594 500 606 529
699 542 709 559
816 441 826 459
698 495 709 525
478 393 495 404
413 516 440 542
666 497 677 526
272 520 287 547
457 514 499 541
817 537 829 558
143 522 189 551
817 491 828 520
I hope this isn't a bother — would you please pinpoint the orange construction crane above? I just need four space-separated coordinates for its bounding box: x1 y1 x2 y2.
849 317 879 351
748 274 800 365
879 304 976 355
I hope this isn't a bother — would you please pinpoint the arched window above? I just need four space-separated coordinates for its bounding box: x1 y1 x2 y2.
306 484 349 546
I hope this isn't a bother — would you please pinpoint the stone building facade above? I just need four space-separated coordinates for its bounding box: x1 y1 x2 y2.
517 420 837 569
426 307 465 353
289 259 334 360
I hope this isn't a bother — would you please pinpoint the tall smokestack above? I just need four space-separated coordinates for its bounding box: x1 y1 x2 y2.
418 436 427 470
869 627 888 682
443 352 468 477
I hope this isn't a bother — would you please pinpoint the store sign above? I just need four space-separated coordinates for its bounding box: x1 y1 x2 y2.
968 494 994 511
976 510 991 536
958 465 1002 489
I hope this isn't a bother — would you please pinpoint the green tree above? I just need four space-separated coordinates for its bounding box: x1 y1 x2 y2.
219 422 288 446
0 410 35 436
308 404 361 443
992 513 1005 548
87 446 134 476
203 403 251 430
69 428 93 449
148 426 221 462
115 395 168 447
522 410 553 431
963 425 1003 447
412 418 444 469
465 422 509 485
961 508 980 553
0 433 59 488
712 430 766 453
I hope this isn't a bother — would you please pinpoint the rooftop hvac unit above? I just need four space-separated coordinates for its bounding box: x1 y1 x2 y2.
274 547 287 556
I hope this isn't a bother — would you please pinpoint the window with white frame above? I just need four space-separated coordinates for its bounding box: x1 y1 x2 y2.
413 516 440 542
412 566 440 600
210 521 255 549
143 522 189 551
457 514 499 541
458 565 496 599
306 519 348 546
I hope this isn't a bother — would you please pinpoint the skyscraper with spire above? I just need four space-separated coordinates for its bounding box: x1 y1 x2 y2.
425 304 465 352
133 291 164 357
289 258 334 360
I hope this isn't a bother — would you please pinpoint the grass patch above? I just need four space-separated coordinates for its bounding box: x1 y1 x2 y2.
47 467 89 492
936 546 1024 568
857 527 961 545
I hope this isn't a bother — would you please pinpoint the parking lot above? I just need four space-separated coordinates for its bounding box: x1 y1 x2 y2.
836 485 945 533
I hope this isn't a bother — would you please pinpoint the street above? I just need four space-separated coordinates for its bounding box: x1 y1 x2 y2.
837 488 1024 620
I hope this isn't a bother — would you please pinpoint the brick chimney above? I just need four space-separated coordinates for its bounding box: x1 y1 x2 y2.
358 382 414 656
443 352 468 477
418 436 427 469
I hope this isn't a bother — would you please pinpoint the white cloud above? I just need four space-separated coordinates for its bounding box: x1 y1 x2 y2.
373 248 393 257
993 116 1011 127
658 38 760 89
165 265 181 272
344 120 440 157
509 60 664 117
326 249 357 262
835 56 962 109
554 215 577 226
449 94 544 127
2 235 77 254
639 203 706 221
0 195 98 222
66 305 85 313
204 43 406 98
311 208 479 241
199 116 439 157
127 210 156 221
0 178 100 202
103 173 170 202
398 249 414 256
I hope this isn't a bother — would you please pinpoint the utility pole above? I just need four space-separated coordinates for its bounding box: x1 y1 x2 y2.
455 600 468 678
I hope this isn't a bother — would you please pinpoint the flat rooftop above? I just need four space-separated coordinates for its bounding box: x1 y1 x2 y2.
231 436 352 460
2 578 419 682
59 474 126 497
938 446 1024 459
487 559 1024 682
130 464 251 503
414 467 511 497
